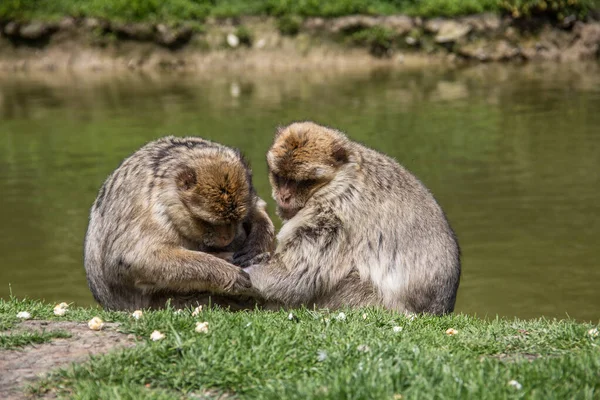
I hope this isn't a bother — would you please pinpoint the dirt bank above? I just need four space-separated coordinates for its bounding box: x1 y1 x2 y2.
0 14 599 72
0 321 135 399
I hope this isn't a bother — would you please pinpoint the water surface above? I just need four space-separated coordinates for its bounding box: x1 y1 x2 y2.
1 64 599 321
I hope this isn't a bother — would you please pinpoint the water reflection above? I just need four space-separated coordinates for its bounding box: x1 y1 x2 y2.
0 64 599 321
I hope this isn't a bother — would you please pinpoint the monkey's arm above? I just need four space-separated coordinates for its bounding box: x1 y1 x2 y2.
247 213 349 306
233 198 275 267
127 246 252 294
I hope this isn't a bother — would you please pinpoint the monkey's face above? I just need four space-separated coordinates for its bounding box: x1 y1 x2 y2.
267 122 349 220
268 174 325 219
175 158 251 248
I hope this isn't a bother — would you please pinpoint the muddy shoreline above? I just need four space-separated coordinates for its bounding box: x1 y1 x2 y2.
0 14 599 72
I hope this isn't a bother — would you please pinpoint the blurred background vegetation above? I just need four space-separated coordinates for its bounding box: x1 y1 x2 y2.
1 0 598 22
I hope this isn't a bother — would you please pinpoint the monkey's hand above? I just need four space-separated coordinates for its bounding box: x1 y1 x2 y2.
218 265 253 294
233 198 275 268
233 250 271 269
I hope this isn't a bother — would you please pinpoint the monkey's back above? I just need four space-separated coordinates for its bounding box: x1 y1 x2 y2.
83 137 245 310
344 143 460 314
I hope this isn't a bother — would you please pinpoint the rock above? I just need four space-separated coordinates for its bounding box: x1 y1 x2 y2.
155 24 193 47
458 40 519 61
303 17 326 31
20 21 56 40
492 40 520 61
435 21 471 44
381 15 414 35
520 40 561 61
255 38 267 49
424 18 445 34
330 15 379 33
561 14 577 29
83 18 108 30
562 22 600 60
112 22 154 40
459 13 501 33
503 26 518 41
58 17 77 30
578 22 600 47
3 21 19 36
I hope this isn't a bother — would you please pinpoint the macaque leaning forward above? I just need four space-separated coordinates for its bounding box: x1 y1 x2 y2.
246 122 461 315
84 136 275 311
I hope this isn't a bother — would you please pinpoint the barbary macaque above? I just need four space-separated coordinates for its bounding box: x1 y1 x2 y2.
84 136 274 311
247 122 460 315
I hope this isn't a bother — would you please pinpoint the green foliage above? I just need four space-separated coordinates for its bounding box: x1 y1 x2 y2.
1 0 598 21
0 0 35 19
277 14 302 36
347 26 397 57
499 0 599 19
236 25 253 46
403 0 499 17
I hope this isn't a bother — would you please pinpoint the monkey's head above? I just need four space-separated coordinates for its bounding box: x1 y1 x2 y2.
174 153 252 248
267 122 351 220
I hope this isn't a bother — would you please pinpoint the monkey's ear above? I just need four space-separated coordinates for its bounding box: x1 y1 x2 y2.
331 143 349 164
274 126 285 138
176 167 197 191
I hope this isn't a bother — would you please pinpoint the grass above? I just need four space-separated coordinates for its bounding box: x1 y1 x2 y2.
1 330 71 349
1 297 599 399
1 0 598 22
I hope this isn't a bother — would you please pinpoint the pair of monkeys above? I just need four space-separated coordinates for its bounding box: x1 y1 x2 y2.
84 122 461 314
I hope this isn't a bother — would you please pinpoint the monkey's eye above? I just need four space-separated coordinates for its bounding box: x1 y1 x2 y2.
297 179 317 188
272 174 287 186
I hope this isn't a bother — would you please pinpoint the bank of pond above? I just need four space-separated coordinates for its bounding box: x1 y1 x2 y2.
1 298 599 399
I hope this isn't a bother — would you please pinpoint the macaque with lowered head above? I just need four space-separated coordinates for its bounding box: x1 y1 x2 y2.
84 136 274 311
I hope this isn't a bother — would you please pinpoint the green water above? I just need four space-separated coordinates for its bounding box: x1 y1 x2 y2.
1 64 599 321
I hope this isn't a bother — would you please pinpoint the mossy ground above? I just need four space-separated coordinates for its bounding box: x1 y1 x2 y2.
1 297 599 399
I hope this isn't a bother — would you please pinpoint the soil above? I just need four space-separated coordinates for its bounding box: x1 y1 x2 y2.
0 15 598 73
0 320 136 399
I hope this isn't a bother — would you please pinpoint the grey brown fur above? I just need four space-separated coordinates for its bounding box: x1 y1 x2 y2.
84 136 274 311
247 122 460 315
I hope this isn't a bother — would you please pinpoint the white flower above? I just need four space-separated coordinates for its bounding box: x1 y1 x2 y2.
255 38 266 49
508 380 522 390
362 313 367 320
192 306 203 316
357 344 371 352
150 330 165 341
230 82 241 98
407 313 417 321
445 328 458 335
53 302 69 316
54 308 67 316
131 310 143 320
588 328 599 338
393 326 403 333
288 312 295 320
317 350 328 362
226 33 239 48
245 322 252 327
88 317 104 331
16 311 31 319
336 312 346 321
195 322 209 333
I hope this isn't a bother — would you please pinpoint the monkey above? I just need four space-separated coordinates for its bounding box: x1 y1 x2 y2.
245 122 460 315
84 136 275 311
